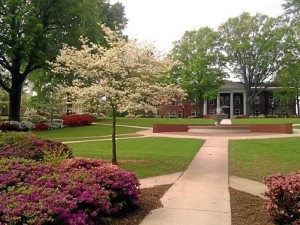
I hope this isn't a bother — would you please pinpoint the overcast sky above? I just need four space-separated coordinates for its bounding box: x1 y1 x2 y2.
110 0 286 52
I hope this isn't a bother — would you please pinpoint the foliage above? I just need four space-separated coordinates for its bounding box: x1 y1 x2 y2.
51 25 185 165
63 114 94 127
0 0 127 121
264 173 300 225
34 122 49 131
0 132 73 161
283 0 300 22
170 27 224 116
218 12 289 115
0 158 140 225
0 120 34 132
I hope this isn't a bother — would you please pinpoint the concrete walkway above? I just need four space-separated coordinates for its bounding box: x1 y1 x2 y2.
141 137 231 225
138 122 300 225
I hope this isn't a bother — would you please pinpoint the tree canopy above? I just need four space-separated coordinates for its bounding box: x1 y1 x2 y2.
51 25 185 165
218 12 289 114
170 27 224 116
0 0 127 121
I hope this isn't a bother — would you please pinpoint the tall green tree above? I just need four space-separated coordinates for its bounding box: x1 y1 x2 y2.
0 0 126 121
218 12 288 115
170 27 224 117
283 0 300 22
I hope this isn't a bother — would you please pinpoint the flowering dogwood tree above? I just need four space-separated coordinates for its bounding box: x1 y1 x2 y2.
51 25 185 165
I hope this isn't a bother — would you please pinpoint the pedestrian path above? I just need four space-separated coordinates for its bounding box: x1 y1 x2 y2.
140 174 268 200
138 120 300 225
141 137 231 225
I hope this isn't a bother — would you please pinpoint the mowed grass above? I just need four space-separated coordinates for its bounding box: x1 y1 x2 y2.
33 124 144 141
232 118 300 125
68 137 203 179
96 117 214 127
229 137 300 182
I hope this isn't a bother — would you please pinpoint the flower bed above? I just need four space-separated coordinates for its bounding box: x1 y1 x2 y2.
0 119 64 132
0 158 140 225
264 173 300 225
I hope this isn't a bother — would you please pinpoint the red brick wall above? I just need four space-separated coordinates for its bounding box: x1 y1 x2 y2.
153 123 293 134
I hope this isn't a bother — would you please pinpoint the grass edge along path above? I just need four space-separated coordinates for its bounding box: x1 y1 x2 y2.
68 137 204 179
229 137 300 182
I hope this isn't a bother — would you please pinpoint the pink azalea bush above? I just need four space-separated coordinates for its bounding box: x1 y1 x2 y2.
264 173 300 225
0 158 140 225
0 132 73 161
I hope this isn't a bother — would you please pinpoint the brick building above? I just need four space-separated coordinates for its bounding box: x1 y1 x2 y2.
159 80 297 119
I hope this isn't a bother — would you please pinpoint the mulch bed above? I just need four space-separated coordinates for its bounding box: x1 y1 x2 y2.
108 184 172 225
107 185 276 225
230 188 275 225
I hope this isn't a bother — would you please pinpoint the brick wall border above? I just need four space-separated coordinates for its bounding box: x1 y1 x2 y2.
153 123 293 134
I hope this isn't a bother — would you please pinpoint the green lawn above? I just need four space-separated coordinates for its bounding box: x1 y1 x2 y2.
96 117 214 127
232 118 300 125
229 137 300 182
33 124 144 141
68 137 203 179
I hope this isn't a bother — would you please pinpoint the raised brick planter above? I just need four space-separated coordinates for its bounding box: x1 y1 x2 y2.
153 123 293 134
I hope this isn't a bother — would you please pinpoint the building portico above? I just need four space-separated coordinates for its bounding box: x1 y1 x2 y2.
203 80 246 119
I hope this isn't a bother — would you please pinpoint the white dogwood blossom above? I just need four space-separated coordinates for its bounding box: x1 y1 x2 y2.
51 25 185 164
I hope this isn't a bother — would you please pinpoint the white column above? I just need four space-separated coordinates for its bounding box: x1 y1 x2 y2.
203 99 207 115
230 92 234 119
243 92 247 115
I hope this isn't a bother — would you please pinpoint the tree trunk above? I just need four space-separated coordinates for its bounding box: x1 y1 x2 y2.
198 98 204 118
111 106 117 165
8 80 23 121
66 92 73 115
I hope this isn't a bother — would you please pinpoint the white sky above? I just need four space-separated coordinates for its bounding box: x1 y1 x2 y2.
110 0 286 52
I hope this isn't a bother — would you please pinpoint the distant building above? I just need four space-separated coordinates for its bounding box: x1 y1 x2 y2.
159 80 297 119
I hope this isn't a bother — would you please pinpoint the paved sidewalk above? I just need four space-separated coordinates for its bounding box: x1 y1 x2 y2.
141 137 231 225
138 122 300 225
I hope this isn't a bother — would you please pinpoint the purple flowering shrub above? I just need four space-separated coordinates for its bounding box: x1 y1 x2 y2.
264 173 300 225
0 158 140 225
0 132 73 161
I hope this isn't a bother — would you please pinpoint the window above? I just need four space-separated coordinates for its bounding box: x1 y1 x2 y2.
254 96 260 104
191 110 197 116
220 96 224 105
209 109 214 115
225 96 230 105
235 109 240 115
209 100 214 105
171 110 177 117
171 100 176 106
269 96 274 104
250 109 253 115
178 110 183 118
255 109 260 116
234 96 240 105
165 112 170 117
